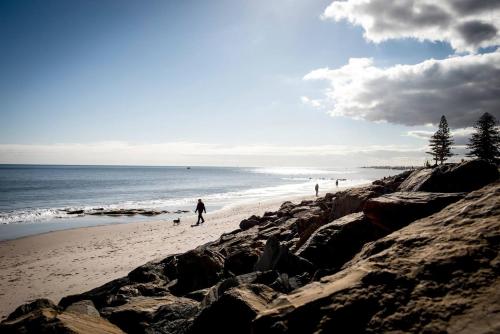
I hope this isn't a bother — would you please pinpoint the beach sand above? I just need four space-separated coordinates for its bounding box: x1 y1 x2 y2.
0 193 326 319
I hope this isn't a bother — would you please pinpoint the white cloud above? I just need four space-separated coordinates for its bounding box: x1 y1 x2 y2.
300 96 322 108
407 127 475 144
303 51 500 128
406 130 434 140
0 141 434 167
323 0 500 52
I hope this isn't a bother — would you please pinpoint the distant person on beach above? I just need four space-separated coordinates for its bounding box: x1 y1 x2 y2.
195 199 206 225
315 183 319 196
336 179 339 187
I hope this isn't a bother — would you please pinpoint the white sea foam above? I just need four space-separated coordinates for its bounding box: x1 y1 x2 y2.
0 178 369 225
0 208 70 225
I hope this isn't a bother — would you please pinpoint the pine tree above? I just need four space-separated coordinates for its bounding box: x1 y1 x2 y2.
467 112 500 163
426 115 454 165
426 131 441 166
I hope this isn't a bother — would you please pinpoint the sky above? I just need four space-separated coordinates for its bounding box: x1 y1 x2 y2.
0 0 499 167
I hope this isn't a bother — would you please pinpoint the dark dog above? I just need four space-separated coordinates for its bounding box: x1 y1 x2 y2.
173 218 181 225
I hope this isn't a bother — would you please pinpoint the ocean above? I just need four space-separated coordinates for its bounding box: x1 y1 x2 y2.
0 165 401 240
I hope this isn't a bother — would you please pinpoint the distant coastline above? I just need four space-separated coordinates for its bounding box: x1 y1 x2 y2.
361 165 417 170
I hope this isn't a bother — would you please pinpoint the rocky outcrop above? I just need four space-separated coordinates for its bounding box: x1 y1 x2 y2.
254 236 314 276
0 299 125 334
224 248 261 275
364 191 466 230
253 181 500 333
170 247 225 295
328 185 386 221
4 162 499 333
398 159 498 193
239 215 261 230
371 170 413 191
101 295 198 334
296 212 384 272
188 284 278 334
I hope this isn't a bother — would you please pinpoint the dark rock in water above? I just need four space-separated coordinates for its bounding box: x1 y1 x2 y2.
101 295 198 334
224 248 261 275
364 191 465 230
254 236 314 276
252 181 500 334
188 284 278 334
87 208 169 217
171 247 225 295
398 159 499 193
329 185 386 221
296 212 385 271
66 209 84 215
1 298 124 334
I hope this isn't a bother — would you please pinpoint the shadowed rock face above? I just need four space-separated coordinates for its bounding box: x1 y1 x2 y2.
188 284 278 334
101 295 199 334
0 299 125 334
252 181 500 334
296 213 384 272
398 159 499 193
329 185 386 221
3 162 499 333
364 191 466 230
170 247 225 295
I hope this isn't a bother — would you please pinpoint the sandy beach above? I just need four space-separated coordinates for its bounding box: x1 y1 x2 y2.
0 193 326 319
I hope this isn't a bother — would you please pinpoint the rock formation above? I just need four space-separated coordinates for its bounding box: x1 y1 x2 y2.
2 160 498 333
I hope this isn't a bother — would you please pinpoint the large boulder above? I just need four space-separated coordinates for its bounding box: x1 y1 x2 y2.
239 215 261 230
224 248 261 276
1 298 124 334
4 299 59 321
371 170 413 192
59 277 132 310
292 206 329 249
171 247 225 295
101 295 199 334
296 212 385 271
128 260 168 283
188 284 278 334
364 191 465 230
252 181 500 333
65 300 100 317
200 271 280 308
329 185 386 220
398 159 498 193
254 236 314 276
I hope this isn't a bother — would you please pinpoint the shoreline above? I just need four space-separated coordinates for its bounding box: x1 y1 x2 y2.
0 188 343 319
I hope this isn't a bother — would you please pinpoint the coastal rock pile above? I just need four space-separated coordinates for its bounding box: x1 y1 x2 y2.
2 159 499 333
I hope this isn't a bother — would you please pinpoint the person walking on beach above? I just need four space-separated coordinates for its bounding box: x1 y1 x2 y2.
315 183 319 197
195 199 206 225
336 179 339 187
